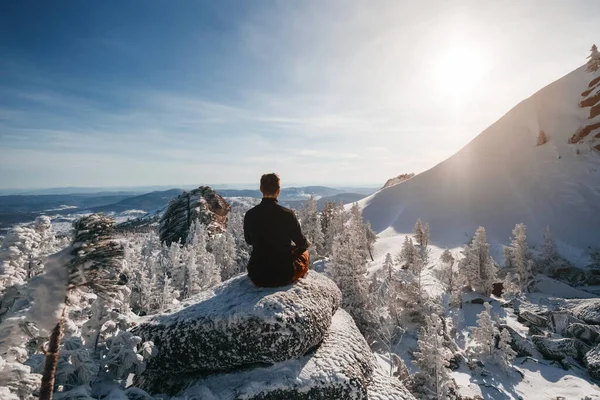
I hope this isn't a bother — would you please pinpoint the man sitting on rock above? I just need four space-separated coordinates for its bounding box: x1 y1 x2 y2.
244 173 310 287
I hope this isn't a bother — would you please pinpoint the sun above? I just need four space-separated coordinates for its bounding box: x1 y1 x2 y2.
435 44 489 103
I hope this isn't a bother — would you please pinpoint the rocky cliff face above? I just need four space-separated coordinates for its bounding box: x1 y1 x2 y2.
132 272 415 399
159 186 230 245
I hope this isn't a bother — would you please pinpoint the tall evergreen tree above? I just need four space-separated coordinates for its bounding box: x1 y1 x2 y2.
586 44 600 73
509 223 532 290
413 314 453 399
298 196 324 263
471 302 496 360
459 227 497 296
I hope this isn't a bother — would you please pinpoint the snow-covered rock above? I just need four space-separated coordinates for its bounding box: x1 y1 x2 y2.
586 345 600 380
548 311 585 335
133 272 342 380
367 369 415 400
532 336 591 363
566 323 600 345
159 186 230 245
519 310 548 327
498 324 536 357
169 310 414 400
567 299 600 325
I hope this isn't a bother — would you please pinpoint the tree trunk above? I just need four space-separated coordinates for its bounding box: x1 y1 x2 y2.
39 306 66 400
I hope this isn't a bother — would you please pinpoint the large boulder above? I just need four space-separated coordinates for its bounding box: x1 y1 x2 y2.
586 345 600 380
518 310 548 327
170 310 414 400
159 186 230 245
566 323 600 345
133 272 341 382
548 312 585 335
532 336 591 364
567 299 600 325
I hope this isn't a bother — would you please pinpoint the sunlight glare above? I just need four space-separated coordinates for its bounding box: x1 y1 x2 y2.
435 44 489 104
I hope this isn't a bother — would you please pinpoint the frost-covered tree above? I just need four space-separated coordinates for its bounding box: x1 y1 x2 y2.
412 314 453 399
227 208 252 271
322 202 345 256
326 210 378 338
0 216 57 289
459 227 497 296
34 214 127 400
497 328 517 367
396 236 417 269
440 249 455 293
509 223 532 290
413 219 430 262
383 253 394 280
536 130 548 146
184 221 221 295
298 196 324 263
586 44 600 73
210 231 239 281
470 302 496 360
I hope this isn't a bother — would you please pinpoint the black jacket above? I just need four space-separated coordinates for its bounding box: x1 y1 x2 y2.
243 198 309 283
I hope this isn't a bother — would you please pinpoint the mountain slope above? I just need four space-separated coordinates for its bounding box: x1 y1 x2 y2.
359 65 600 265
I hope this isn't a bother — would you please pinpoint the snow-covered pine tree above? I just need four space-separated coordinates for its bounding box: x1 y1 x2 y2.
38 214 126 400
326 209 378 339
396 236 417 269
470 302 496 361
412 314 453 399
383 252 394 280
503 245 514 269
539 225 560 271
210 231 239 281
298 196 324 263
0 216 58 289
185 220 221 294
440 249 455 293
586 44 599 73
497 328 517 368
459 227 497 296
509 223 532 290
322 202 345 256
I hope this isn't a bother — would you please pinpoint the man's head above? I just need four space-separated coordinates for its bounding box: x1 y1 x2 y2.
260 173 280 198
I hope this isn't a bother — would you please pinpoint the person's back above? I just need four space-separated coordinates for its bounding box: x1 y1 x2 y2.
243 173 310 287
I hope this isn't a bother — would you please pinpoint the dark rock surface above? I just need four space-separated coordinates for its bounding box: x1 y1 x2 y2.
159 186 230 245
519 310 548 327
586 345 600 380
532 335 591 363
173 310 414 400
567 299 600 325
133 272 342 383
566 323 600 345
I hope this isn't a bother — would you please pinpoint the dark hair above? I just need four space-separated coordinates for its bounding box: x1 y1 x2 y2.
260 173 280 196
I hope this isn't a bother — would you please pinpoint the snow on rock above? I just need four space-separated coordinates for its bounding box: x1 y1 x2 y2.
159 186 230 245
586 345 600 380
567 298 600 325
566 323 600 345
169 310 414 400
531 275 597 299
518 310 548 327
498 324 536 357
367 369 415 400
133 271 341 381
532 335 591 363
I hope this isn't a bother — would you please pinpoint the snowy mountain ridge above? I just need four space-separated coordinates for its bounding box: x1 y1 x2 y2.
359 64 600 266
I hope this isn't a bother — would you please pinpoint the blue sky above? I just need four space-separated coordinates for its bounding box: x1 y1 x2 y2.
1 0 598 189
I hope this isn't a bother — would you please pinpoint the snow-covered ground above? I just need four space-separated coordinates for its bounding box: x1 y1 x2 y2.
358 65 600 267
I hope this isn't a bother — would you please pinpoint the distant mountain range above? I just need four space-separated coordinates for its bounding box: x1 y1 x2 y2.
0 185 375 232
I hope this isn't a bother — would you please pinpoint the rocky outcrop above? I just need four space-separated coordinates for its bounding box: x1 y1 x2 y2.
498 324 536 357
586 345 600 380
566 323 600 345
134 272 341 382
159 186 230 245
518 310 548 327
174 310 380 400
532 336 591 364
382 173 415 189
548 312 585 335
567 299 600 325
133 271 415 399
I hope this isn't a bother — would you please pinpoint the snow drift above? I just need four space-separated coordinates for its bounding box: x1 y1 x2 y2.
359 65 600 264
